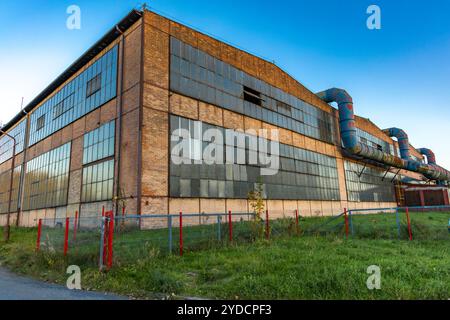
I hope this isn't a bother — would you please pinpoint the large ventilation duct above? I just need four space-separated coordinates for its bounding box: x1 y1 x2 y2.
382 127 420 172
316 88 450 182
383 128 410 160
417 148 436 165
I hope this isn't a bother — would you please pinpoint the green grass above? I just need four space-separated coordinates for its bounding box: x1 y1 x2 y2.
1 211 450 300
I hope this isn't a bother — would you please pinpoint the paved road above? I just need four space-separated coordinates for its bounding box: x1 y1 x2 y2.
0 268 127 300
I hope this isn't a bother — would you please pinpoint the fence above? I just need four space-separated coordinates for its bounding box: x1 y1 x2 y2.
35 205 450 270
348 206 450 240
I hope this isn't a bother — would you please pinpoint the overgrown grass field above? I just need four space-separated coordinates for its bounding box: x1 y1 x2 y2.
0 211 449 300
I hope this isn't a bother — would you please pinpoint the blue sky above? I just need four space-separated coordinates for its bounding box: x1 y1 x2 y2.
1 0 449 167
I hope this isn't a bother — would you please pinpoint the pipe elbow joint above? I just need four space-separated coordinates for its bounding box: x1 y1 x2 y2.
417 148 436 165
316 88 353 105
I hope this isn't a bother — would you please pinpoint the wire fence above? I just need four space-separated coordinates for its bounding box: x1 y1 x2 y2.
34 205 450 270
37 213 103 267
348 206 450 241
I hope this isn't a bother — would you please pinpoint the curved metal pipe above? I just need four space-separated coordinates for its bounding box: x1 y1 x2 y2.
417 148 436 165
316 88 450 182
383 128 410 160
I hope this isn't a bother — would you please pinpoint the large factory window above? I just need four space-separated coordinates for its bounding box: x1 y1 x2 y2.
170 37 335 145
170 115 340 201
344 160 397 202
82 121 115 165
0 166 21 214
0 119 27 165
81 121 115 203
81 160 114 203
28 45 118 146
22 143 71 211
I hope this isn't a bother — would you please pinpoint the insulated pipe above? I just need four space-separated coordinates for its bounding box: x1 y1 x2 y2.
417 148 436 165
316 88 407 169
383 128 410 160
316 88 450 182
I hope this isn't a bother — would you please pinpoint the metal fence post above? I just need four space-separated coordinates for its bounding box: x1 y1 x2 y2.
73 211 78 241
395 208 401 239
64 217 70 256
179 211 183 256
344 208 349 238
36 219 42 252
348 210 354 236
99 217 106 271
168 215 173 254
228 210 233 242
217 215 222 241
107 213 114 270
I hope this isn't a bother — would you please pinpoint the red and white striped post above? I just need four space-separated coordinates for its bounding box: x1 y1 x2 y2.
64 217 70 256
179 211 183 256
36 219 42 252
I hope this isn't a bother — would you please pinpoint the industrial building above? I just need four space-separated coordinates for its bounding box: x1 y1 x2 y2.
0 9 449 228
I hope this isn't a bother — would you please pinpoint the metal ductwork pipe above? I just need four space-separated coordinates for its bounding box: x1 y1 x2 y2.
417 148 436 165
383 128 410 160
316 88 450 182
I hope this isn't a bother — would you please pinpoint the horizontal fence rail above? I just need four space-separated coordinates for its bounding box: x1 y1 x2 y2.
32 205 450 270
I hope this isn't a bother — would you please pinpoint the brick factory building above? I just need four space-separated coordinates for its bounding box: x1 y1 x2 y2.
1 9 449 228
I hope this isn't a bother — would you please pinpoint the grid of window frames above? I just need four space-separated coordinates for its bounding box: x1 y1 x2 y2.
81 121 115 203
0 119 27 165
28 46 118 146
170 38 335 144
0 166 21 214
411 155 424 163
170 116 340 200
22 143 71 211
355 128 395 156
344 161 397 202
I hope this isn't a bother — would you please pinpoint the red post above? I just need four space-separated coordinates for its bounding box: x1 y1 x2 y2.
179 211 183 256
102 206 105 217
344 208 349 238
64 217 70 256
295 209 300 235
406 207 413 241
107 211 114 269
265 210 270 240
122 206 125 217
36 219 42 252
228 210 233 242
73 211 78 241
103 219 108 266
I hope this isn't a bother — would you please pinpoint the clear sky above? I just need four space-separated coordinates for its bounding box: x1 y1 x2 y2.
1 0 449 167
